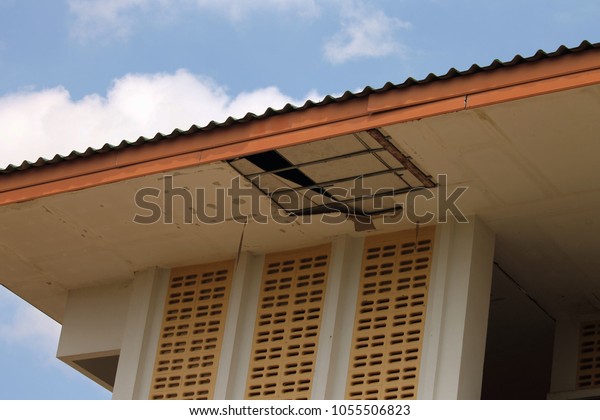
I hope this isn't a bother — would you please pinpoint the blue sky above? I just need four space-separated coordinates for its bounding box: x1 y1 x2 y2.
0 0 598 400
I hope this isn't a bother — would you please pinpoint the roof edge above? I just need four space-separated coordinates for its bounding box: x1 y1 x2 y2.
1 41 599 206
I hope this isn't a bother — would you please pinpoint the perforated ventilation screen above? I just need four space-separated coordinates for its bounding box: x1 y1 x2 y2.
150 261 234 400
576 321 600 389
345 226 435 400
246 244 331 399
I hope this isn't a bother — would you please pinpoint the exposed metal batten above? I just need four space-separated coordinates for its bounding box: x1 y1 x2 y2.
227 131 435 219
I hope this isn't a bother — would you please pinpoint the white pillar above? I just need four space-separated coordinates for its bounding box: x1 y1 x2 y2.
312 236 364 400
223 253 265 399
418 216 495 399
548 317 600 399
112 267 169 400
549 318 579 395
213 252 263 399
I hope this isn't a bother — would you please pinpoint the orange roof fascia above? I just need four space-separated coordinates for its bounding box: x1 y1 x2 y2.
1 48 599 206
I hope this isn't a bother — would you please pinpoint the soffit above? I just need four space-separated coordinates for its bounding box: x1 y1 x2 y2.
1 84 599 322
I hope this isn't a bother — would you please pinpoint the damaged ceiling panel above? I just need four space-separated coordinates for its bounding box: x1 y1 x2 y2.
228 129 435 217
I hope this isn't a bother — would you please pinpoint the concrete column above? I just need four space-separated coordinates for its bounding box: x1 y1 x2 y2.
312 236 364 400
112 267 169 400
223 253 265 399
549 318 579 394
418 216 495 399
548 317 600 399
213 252 263 399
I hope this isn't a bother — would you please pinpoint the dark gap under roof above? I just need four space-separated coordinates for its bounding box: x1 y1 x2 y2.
228 129 435 217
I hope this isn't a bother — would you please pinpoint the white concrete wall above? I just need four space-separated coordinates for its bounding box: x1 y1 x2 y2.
215 253 265 400
548 316 600 399
64 218 497 399
57 268 169 398
112 267 169 400
314 236 364 400
223 253 265 399
216 237 365 400
57 281 131 359
418 216 495 399
549 318 580 394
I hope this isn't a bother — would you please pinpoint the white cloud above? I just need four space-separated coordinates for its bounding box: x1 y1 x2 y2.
68 0 320 41
323 1 411 64
192 0 321 21
67 0 412 65
0 291 60 360
0 69 316 168
68 0 157 41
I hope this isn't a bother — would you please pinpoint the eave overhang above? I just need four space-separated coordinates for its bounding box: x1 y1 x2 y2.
1 42 599 207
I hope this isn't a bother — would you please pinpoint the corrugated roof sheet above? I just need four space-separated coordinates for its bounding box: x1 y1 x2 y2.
1 40 598 175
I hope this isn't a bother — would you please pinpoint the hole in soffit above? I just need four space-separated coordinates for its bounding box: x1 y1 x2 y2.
228 129 435 218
